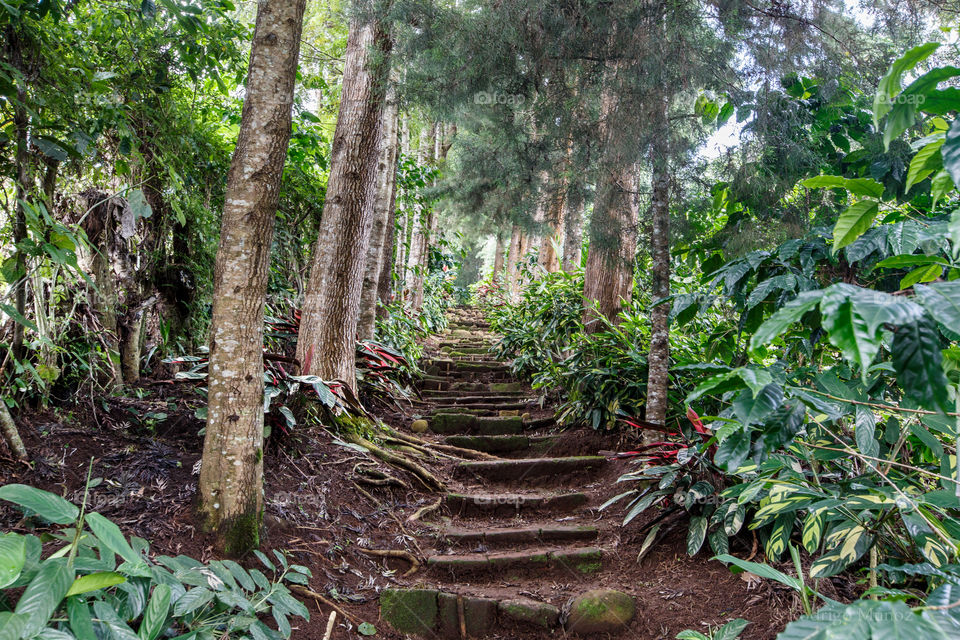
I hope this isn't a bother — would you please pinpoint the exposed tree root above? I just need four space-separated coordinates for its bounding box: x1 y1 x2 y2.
0 402 27 460
290 585 362 625
342 431 445 491
355 547 421 577
352 462 409 488
407 497 443 524
380 424 499 461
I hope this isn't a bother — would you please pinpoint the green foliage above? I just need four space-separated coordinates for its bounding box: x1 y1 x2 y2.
0 485 308 639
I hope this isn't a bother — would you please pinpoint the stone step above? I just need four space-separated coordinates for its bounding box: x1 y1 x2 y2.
443 434 559 455
439 346 491 355
428 413 524 435
381 588 563 637
454 456 605 481
444 491 587 516
438 524 598 547
427 546 603 576
423 401 531 413
421 389 528 399
420 392 526 404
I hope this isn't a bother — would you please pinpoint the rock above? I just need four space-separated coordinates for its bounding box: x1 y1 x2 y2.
438 593 497 638
498 598 560 628
564 589 635 635
380 588 438 635
411 419 429 433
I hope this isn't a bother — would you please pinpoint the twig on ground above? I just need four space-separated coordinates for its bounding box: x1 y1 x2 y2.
290 585 362 625
407 497 443 524
355 547 421 576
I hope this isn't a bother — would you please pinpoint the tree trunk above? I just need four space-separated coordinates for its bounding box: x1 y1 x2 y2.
358 83 399 341
505 225 522 301
582 65 637 332
11 91 30 363
376 124 401 322
562 140 584 271
198 0 306 555
0 402 26 461
296 17 391 388
492 229 505 281
408 121 435 311
645 100 671 429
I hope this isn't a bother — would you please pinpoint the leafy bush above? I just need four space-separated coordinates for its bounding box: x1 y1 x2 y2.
0 484 308 640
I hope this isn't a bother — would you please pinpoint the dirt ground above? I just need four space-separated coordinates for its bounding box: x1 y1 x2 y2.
0 379 839 639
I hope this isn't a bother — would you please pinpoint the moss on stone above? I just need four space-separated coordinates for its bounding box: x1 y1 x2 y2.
380 589 439 635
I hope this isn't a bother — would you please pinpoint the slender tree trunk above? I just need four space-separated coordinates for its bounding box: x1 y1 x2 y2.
582 64 637 332
563 175 584 271
11 92 30 363
198 0 306 555
408 121 435 311
645 100 671 428
492 229 506 281
376 124 401 322
505 225 522 300
0 402 26 460
358 83 399 341
296 17 391 387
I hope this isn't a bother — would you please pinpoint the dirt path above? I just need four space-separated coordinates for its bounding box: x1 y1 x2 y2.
379 307 790 639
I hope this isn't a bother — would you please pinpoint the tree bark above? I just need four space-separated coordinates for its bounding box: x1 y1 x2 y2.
407 121 435 311
296 16 391 388
198 0 306 555
11 89 30 363
492 228 505 282
582 63 637 332
645 99 671 428
376 123 401 322
505 225 522 301
358 82 399 341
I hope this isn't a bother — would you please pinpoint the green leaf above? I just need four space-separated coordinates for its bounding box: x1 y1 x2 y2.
93 600 140 640
802 508 826 554
714 430 751 473
905 137 945 192
874 43 940 126
713 554 802 591
944 118 960 190
85 513 143 567
358 622 377 636
832 200 880 253
821 295 878 377
875 255 947 269
0 612 29 640
0 534 25 589
173 587 214 616
915 281 960 340
901 263 943 289
127 189 153 220
733 384 783 425
715 619 749 640
687 516 708 556
65 571 126 597
855 406 880 459
14 558 74 637
802 175 884 198
810 524 873 578
931 170 955 208
0 484 79 524
750 290 823 349
67 597 97 640
892 315 951 413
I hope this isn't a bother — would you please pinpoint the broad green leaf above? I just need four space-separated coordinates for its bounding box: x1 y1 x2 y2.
724 503 746 536
905 137 944 192
892 315 951 413
733 384 783 425
820 290 878 378
66 571 126 596
0 534 25 589
810 524 873 578
855 406 880 459
874 43 940 126
951 208 960 260
713 554 802 591
714 619 749 640
944 118 960 190
801 175 884 198
832 200 879 254
802 508 826 554
931 170 955 208
0 612 28 640
93 600 140 640
714 429 751 473
357 622 377 636
901 263 943 289
67 597 97 640
173 587 214 616
915 281 960 340
875 254 947 269
750 290 824 349
0 484 79 524
686 516 708 556
86 513 143 567
14 558 74 637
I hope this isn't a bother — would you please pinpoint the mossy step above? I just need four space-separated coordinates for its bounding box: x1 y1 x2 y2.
440 346 492 355
421 395 531 406
439 524 599 546
380 589 560 637
444 434 559 455
442 381 524 393
444 491 588 516
422 389 527 398
429 413 524 435
427 546 603 575
454 456 605 481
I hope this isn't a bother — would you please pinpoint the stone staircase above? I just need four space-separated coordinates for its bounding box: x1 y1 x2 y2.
380 307 636 638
